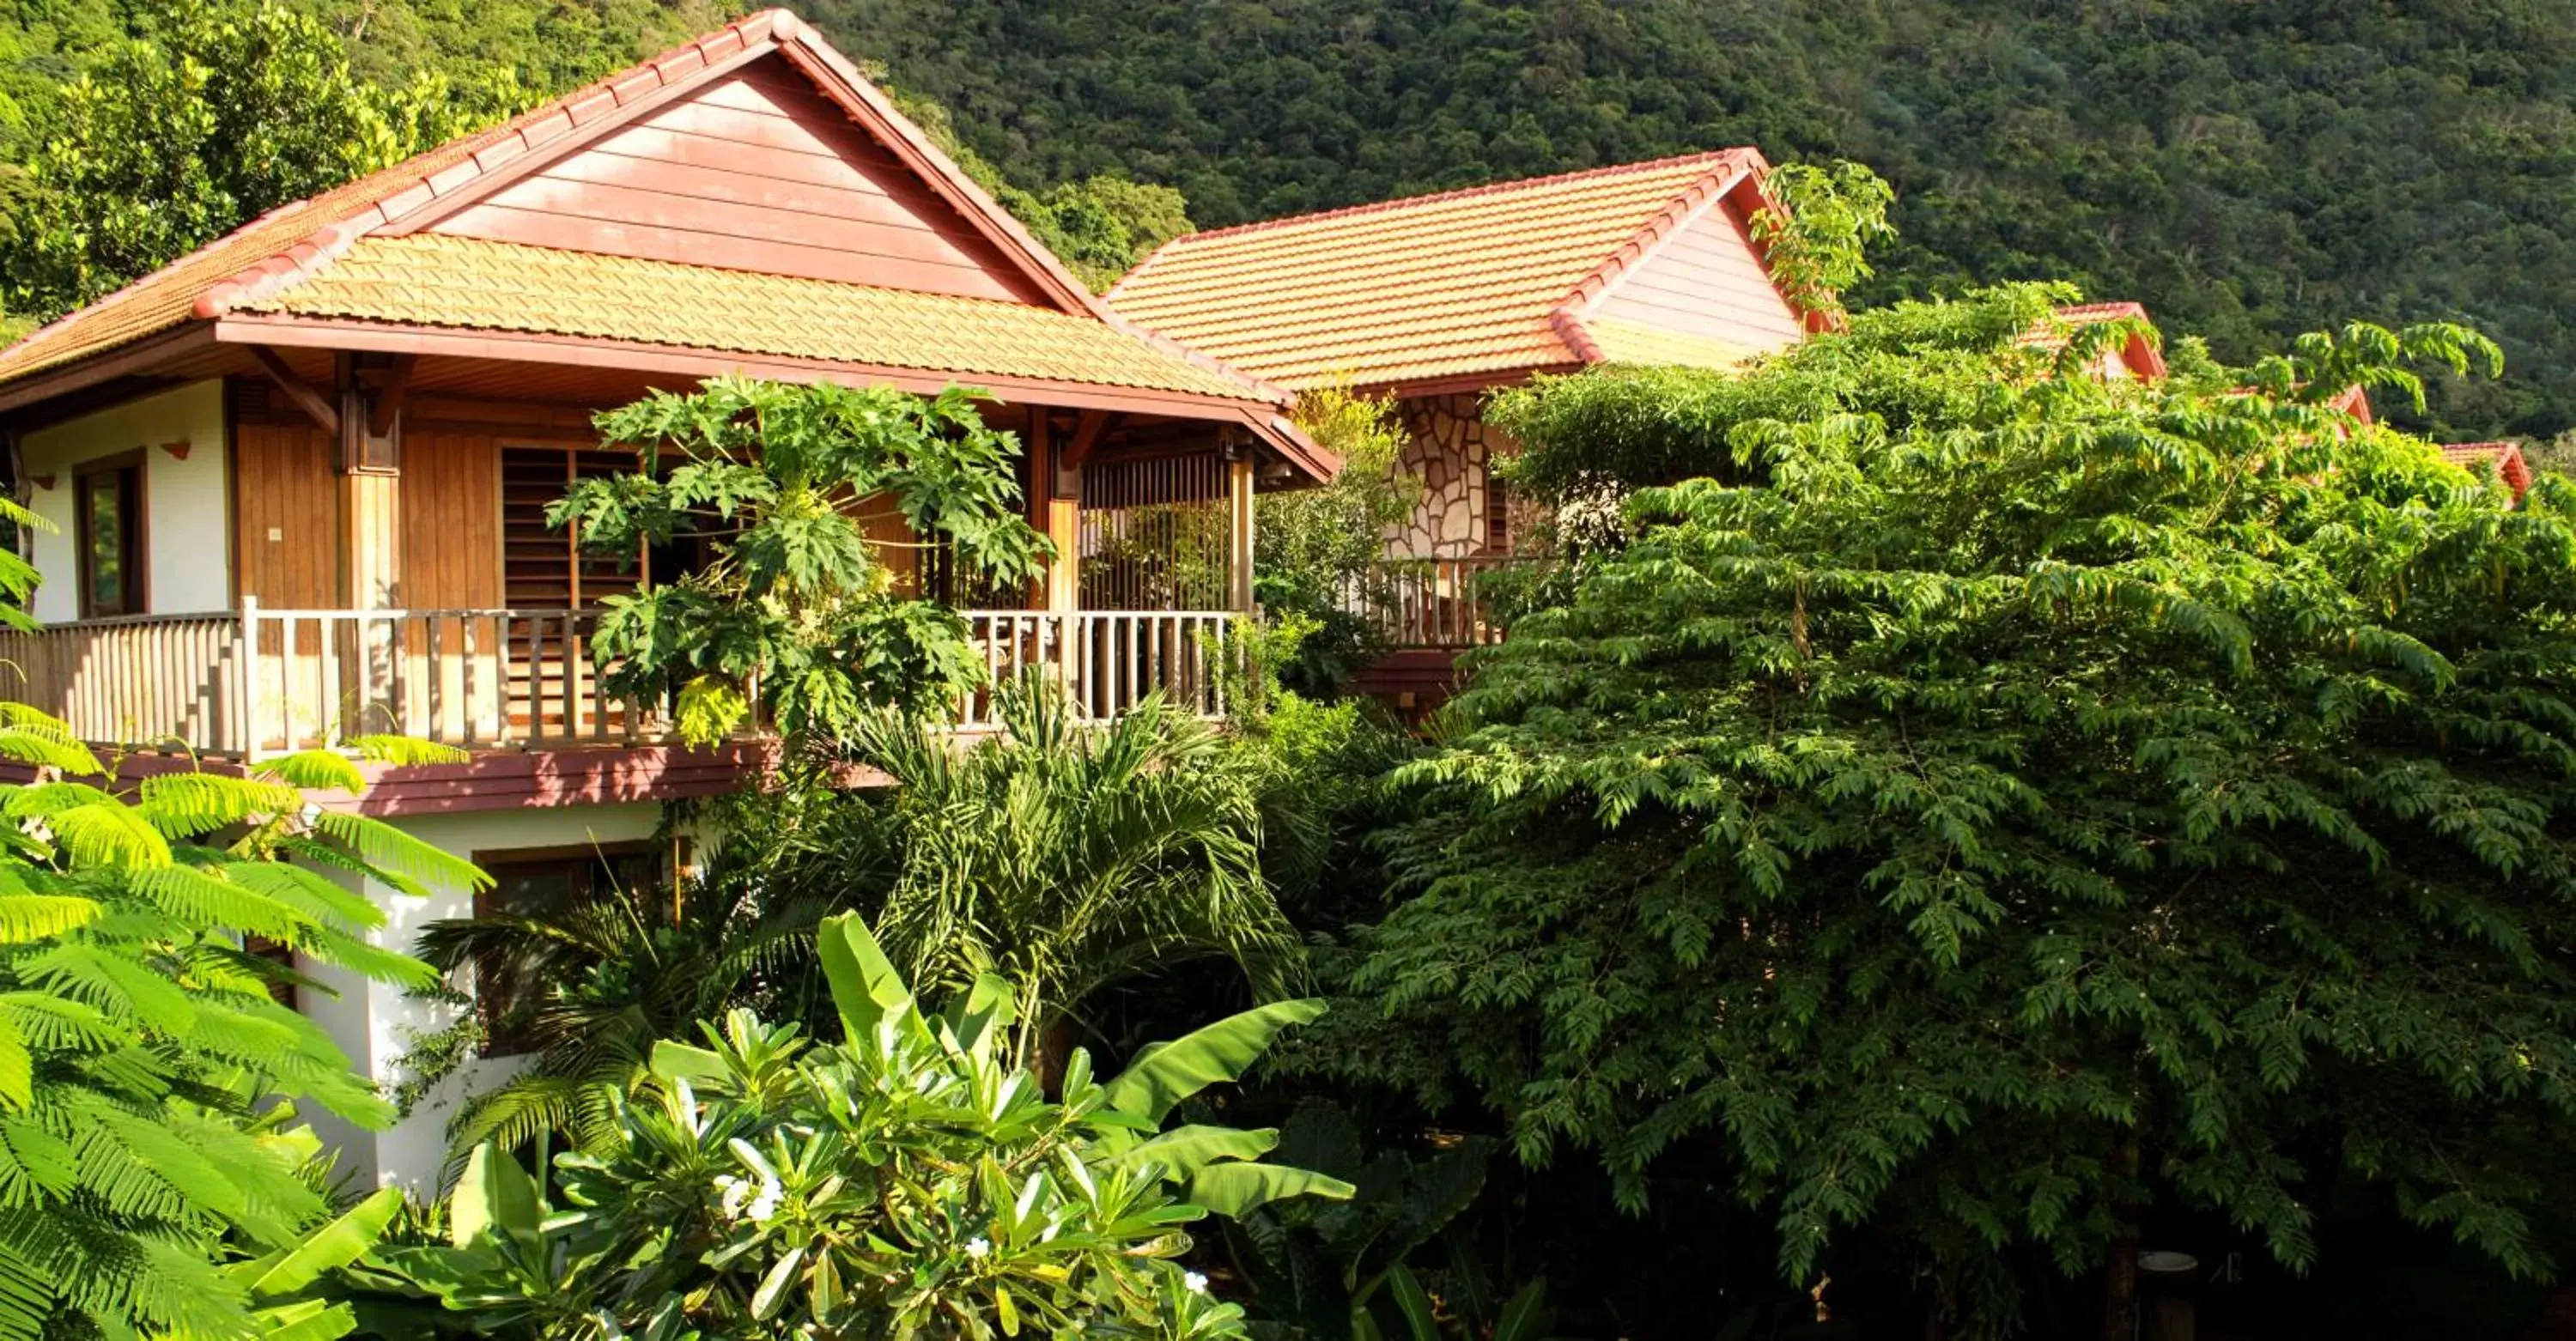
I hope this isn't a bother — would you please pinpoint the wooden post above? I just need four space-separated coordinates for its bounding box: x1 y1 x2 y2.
1046 493 1081 615
1227 446 1256 613
337 354 404 735
1031 408 1083 612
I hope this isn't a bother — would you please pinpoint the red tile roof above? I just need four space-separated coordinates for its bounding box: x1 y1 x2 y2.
1106 149 1802 391
0 9 1311 447
2439 441 2535 497
2020 301 2167 380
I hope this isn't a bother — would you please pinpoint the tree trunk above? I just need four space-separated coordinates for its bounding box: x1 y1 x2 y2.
2101 1129 2143 1341
1032 1014 1077 1097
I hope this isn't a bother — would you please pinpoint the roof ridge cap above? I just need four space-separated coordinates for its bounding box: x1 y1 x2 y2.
1143 149 1756 249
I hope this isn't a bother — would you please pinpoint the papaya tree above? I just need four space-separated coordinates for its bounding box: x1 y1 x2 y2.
553 375 1049 746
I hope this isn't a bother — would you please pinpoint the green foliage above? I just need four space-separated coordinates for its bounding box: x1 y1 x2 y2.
562 376 1048 746
3 0 523 317
1255 385 1422 696
1222 1100 1511 1341
1747 160 1894 324
1299 290 2572 1334
411 847 823 1169
0 704 478 1341
892 87 1194 291
356 915 1349 1339
841 676 1297 1069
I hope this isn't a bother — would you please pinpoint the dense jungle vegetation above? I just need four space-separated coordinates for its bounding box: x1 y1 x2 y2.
7 4 2576 1338
2 0 2573 437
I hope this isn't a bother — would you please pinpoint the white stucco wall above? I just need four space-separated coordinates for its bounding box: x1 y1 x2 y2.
296 800 670 1194
20 380 230 622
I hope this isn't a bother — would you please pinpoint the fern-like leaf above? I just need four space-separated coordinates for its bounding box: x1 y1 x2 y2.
307 811 489 895
0 895 97 944
341 735 471 768
43 804 173 871
248 750 366 794
131 774 302 840
0 704 101 777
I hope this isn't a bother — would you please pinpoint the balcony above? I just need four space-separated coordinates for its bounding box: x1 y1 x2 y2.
0 602 1244 759
1340 555 1534 650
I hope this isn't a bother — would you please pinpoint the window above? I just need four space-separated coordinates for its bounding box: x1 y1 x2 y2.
75 452 144 617
470 843 670 1057
1483 470 1511 555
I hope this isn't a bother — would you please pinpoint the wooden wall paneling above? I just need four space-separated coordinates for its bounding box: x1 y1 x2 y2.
231 421 337 610
1593 197 1808 349
427 57 1045 304
230 419 337 747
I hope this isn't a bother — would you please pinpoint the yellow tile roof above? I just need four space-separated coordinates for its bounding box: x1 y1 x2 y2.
1574 319 1768 371
0 9 1296 418
1108 151 1769 390
234 234 1260 399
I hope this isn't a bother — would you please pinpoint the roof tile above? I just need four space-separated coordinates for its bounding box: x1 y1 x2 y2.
234 234 1261 400
1109 151 1772 389
2439 441 2535 497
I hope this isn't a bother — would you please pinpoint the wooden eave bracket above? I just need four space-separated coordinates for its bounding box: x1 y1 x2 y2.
1060 410 1121 470
248 345 338 434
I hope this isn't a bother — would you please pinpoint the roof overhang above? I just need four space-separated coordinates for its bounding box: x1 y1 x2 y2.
209 314 1335 482
0 325 220 416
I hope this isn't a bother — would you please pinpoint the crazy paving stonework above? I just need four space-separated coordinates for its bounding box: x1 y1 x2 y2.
1394 393 1519 557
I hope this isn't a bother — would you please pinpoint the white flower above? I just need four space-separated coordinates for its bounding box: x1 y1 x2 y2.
965 1237 990 1259
1183 1271 1208 1295
714 1170 781 1224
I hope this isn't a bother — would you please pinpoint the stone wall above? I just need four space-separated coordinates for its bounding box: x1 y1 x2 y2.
1394 393 1518 557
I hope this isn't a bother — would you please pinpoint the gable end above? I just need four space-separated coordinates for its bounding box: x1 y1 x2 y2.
421 53 1051 305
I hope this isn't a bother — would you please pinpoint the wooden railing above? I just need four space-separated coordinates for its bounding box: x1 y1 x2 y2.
1340 555 1532 649
0 612 247 753
238 601 642 755
0 603 1243 756
958 610 1242 728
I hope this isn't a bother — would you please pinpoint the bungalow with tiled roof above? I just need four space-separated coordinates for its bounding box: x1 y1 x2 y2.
1110 150 1814 566
0 9 1324 1187
2022 301 2169 381
2440 441 2536 498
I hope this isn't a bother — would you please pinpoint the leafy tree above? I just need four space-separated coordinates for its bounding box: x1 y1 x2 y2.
1223 1099 1545 1341
841 677 1296 1072
1747 159 1895 325
555 376 1049 747
1255 383 1422 696
890 87 1194 291
0 706 484 1341
1297 288 2576 1337
3 0 520 317
823 0 2576 437
355 914 1352 1339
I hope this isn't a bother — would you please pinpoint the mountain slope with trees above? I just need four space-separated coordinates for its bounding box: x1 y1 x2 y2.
3 0 2567 437
817 0 2576 440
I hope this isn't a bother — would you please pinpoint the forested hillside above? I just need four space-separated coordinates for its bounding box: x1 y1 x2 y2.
3 0 2572 436
819 0 2576 439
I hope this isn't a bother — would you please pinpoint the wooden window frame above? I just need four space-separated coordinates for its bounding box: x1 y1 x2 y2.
74 449 147 618
466 840 666 1059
